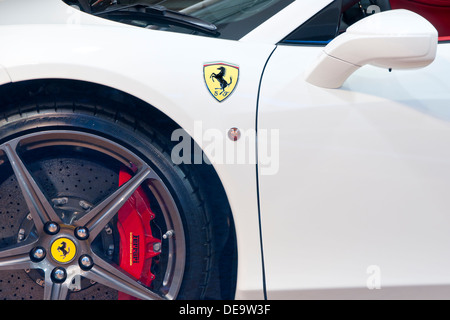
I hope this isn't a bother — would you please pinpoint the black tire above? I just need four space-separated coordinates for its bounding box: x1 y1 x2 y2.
0 82 221 300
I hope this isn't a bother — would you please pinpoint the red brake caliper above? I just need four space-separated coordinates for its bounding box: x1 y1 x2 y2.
117 167 161 300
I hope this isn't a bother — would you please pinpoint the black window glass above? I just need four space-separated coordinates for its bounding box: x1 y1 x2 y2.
63 0 294 40
281 0 392 45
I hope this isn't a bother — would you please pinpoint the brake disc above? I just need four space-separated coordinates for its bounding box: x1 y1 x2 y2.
0 154 120 300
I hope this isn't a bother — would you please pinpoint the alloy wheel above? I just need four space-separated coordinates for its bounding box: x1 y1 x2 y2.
0 130 185 300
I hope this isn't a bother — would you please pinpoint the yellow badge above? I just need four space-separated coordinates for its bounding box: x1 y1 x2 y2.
204 62 239 102
51 238 77 263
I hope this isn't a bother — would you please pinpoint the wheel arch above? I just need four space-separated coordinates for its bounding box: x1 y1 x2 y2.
0 78 238 299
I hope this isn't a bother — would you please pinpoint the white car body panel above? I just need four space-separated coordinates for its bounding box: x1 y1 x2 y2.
0 65 10 86
0 0 119 26
258 43 450 299
1 0 450 300
0 0 281 299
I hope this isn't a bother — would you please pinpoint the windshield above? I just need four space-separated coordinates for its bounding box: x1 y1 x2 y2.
65 0 294 39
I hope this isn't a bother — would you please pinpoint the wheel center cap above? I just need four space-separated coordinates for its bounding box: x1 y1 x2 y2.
50 237 77 264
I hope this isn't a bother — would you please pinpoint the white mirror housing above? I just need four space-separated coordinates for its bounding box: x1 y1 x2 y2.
305 9 438 89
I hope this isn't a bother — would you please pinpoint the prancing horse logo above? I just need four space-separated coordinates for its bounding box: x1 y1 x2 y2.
57 241 70 259
210 66 232 94
51 237 76 263
204 62 239 102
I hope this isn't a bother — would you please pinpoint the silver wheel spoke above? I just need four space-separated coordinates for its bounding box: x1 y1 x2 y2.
0 241 37 270
3 143 62 230
86 255 166 300
43 278 70 300
76 166 153 239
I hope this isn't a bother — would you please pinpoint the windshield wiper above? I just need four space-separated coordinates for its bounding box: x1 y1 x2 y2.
93 3 218 35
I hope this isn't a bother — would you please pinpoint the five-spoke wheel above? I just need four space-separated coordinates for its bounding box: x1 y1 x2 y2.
0 131 185 300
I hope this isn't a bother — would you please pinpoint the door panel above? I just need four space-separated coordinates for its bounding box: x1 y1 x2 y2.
258 44 450 299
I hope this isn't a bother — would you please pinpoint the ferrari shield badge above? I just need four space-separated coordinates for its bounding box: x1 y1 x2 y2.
204 62 239 102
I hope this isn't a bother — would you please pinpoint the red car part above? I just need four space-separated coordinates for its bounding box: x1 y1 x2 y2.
390 0 450 41
117 167 161 300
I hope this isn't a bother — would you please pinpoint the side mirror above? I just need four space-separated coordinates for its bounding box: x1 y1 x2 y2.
305 9 438 89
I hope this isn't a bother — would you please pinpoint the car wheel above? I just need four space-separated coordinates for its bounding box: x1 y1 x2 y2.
0 94 215 300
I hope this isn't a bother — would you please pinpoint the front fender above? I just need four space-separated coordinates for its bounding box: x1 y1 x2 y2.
0 23 275 299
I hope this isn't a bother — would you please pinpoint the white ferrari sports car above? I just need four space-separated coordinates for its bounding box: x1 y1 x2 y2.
0 0 449 300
